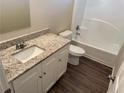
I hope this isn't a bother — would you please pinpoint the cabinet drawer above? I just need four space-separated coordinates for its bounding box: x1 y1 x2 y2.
43 44 69 65
58 44 70 55
57 44 69 63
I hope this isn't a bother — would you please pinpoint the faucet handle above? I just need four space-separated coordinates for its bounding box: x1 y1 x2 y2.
16 41 27 50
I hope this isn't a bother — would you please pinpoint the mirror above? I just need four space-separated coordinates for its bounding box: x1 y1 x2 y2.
0 0 31 34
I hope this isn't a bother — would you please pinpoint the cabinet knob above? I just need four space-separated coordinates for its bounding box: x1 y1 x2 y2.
44 72 46 75
59 59 62 62
39 76 42 78
4 88 11 93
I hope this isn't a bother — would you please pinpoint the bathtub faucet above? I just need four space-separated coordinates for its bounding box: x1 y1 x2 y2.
76 25 81 36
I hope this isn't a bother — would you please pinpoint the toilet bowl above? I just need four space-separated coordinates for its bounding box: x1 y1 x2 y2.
69 45 85 65
70 45 85 56
59 30 85 65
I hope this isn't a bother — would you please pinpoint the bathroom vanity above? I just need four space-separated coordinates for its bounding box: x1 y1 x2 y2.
12 45 69 93
0 30 70 93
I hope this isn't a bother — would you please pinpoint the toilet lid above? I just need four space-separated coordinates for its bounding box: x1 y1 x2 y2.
69 45 85 56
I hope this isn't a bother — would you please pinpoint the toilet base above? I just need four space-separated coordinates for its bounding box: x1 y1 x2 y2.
68 54 80 65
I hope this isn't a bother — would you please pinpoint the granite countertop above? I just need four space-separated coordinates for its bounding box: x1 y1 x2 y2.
0 33 70 82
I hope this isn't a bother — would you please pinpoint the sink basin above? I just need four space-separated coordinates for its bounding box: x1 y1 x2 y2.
13 46 45 63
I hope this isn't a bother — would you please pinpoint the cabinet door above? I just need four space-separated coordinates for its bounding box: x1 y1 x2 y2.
42 57 58 93
0 87 2 93
0 61 9 93
56 49 69 80
13 64 42 93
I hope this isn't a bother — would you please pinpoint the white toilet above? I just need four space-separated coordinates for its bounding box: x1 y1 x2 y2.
59 30 85 65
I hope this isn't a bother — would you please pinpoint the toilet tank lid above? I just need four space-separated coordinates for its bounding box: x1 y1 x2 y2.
59 30 73 37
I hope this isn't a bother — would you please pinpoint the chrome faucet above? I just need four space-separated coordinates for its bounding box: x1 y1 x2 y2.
16 41 27 50
76 25 81 35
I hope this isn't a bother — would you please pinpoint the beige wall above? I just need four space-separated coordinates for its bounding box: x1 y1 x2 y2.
0 0 2 34
0 0 74 42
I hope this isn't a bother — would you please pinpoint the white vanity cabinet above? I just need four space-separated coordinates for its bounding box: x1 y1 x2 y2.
12 44 69 93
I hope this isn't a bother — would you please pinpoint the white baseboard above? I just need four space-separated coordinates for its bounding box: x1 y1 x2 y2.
83 54 113 68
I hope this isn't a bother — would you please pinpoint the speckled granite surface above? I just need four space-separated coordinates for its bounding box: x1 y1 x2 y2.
0 33 70 82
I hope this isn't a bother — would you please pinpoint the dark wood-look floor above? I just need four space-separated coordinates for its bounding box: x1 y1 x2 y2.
48 57 112 93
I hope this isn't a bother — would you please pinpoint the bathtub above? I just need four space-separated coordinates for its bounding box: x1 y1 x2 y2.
72 19 122 68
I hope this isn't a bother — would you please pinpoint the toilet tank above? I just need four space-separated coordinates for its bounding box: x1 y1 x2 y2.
59 30 73 40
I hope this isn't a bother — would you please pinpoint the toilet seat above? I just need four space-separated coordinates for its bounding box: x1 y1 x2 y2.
69 45 85 56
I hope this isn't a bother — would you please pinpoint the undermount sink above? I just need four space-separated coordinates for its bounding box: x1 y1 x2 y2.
13 46 45 63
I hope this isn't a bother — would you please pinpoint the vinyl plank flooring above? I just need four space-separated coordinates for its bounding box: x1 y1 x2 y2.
48 57 112 93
